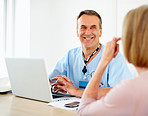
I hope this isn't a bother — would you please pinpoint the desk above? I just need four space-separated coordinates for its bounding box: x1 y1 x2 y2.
0 93 78 116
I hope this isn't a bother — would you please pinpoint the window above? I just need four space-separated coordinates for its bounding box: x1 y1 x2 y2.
0 0 14 78
0 0 7 78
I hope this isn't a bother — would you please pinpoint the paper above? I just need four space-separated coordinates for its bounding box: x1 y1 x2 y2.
48 97 81 111
0 77 11 92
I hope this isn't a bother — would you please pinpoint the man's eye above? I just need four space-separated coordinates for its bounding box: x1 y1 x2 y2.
81 26 86 29
91 26 96 29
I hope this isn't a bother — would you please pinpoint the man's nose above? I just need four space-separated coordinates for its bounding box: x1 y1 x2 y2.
85 29 92 35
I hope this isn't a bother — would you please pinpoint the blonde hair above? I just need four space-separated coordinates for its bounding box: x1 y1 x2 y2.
122 5 148 67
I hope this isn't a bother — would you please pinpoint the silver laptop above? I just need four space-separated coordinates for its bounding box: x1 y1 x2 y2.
5 58 53 102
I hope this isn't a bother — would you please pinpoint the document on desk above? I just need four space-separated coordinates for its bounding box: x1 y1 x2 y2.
48 97 81 111
0 77 11 93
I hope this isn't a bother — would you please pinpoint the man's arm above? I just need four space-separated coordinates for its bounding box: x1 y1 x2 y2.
69 86 112 99
51 77 112 99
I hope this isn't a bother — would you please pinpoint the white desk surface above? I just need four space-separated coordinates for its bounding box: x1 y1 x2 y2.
0 93 78 116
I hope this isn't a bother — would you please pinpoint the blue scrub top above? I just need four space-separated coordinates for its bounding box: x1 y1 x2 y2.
49 45 133 88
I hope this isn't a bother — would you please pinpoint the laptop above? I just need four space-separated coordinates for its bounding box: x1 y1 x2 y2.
5 57 71 103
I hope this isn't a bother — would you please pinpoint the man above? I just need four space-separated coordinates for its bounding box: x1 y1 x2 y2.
49 10 133 99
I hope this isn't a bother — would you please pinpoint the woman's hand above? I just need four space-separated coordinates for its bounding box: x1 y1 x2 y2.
101 37 121 65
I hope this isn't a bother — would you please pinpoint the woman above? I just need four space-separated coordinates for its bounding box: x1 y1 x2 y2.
78 5 148 116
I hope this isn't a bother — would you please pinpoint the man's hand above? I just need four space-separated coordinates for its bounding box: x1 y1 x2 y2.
51 75 112 98
51 75 75 94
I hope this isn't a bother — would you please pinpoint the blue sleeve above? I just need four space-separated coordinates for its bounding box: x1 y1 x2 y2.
48 52 69 82
108 52 134 87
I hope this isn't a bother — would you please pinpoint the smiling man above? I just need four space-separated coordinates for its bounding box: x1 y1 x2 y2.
49 10 133 98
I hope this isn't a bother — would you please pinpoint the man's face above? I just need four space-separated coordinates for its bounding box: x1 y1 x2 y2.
77 14 102 49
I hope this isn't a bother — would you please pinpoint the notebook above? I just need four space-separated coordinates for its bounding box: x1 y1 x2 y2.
5 58 80 105
5 58 54 102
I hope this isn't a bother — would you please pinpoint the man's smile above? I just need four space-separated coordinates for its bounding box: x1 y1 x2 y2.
83 37 94 40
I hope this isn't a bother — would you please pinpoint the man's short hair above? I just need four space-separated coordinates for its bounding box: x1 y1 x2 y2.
77 10 102 28
122 5 148 67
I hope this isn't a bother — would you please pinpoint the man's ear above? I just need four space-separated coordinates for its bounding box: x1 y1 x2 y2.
99 28 102 37
76 29 79 37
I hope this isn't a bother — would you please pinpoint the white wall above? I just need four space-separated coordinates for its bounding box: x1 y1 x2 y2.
14 0 148 74
30 0 117 72
14 0 30 57
5 0 30 57
117 0 148 36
